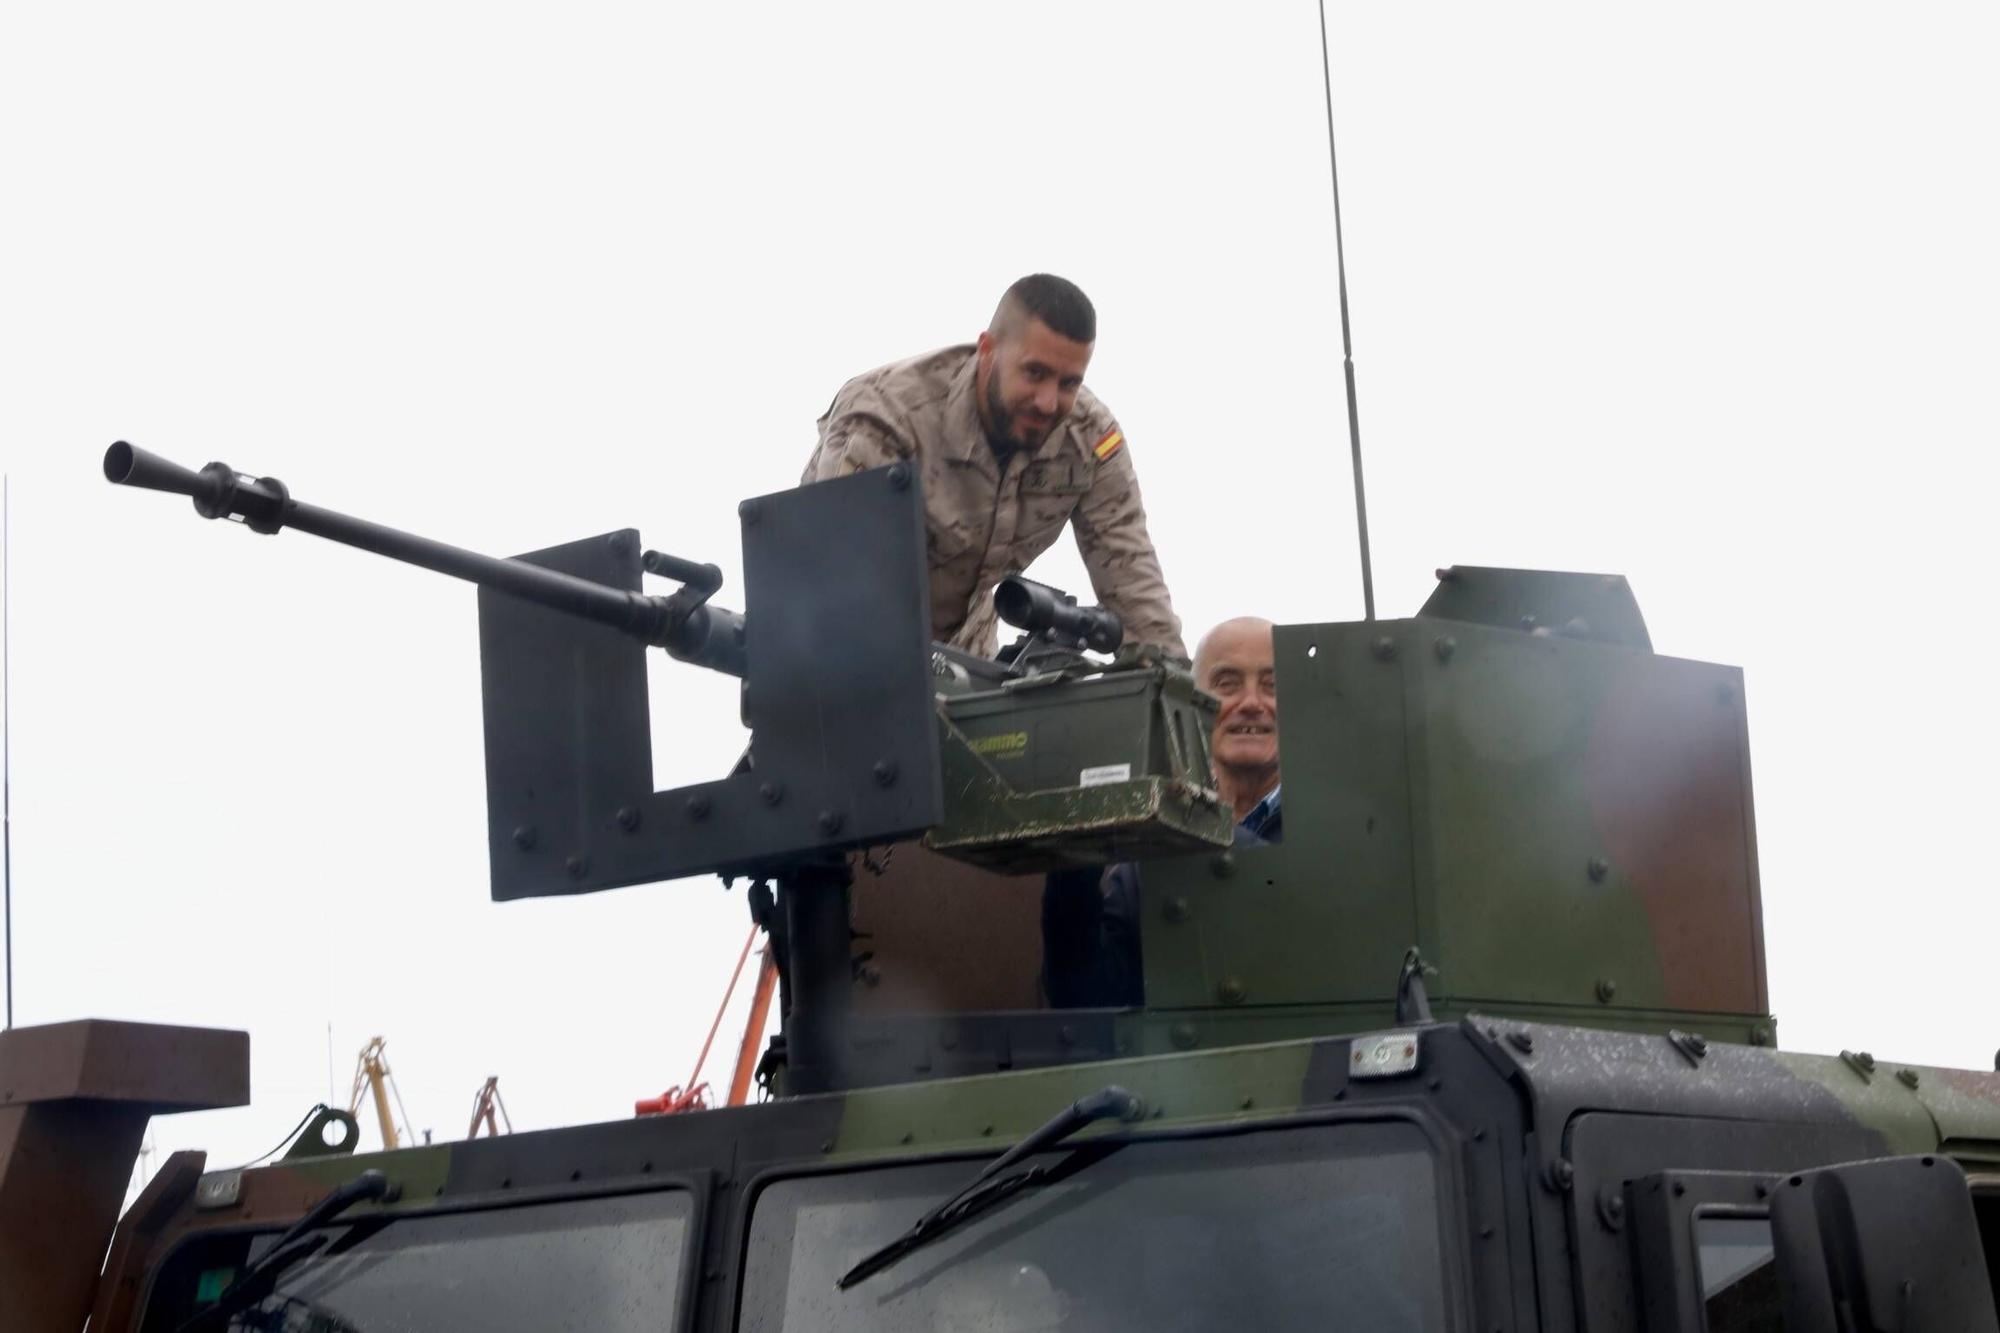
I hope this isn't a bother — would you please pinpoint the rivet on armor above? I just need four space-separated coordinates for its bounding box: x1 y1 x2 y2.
1169 1023 1198 1050
615 805 640 832
511 825 537 851
1434 635 1457 663
1597 1189 1626 1231
1588 856 1610 883
1595 978 1617 1003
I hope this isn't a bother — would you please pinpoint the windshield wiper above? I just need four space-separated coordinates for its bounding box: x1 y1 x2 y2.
177 1168 400 1332
837 1085 1144 1290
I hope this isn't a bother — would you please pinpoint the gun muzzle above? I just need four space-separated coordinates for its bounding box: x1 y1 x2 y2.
103 441 291 533
993 574 1122 654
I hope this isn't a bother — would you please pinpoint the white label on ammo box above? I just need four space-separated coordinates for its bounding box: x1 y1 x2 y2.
1078 763 1132 787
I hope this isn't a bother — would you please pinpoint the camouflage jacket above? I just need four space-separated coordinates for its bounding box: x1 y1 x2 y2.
802 344 1185 659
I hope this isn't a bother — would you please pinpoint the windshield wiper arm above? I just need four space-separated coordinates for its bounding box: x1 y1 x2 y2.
177 1168 400 1332
837 1085 1144 1291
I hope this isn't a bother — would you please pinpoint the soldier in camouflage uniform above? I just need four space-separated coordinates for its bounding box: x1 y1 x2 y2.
802 274 1186 660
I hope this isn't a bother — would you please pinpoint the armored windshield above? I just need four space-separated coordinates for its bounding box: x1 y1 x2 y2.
738 1120 1450 1332
141 1188 691 1331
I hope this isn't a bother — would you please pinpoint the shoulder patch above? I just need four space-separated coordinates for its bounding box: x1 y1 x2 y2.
1093 429 1124 462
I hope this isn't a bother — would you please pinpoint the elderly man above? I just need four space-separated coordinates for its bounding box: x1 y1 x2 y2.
1042 617 1281 1008
802 274 1185 660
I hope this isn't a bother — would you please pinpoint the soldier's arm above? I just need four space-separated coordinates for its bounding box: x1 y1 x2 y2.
803 412 912 483
1070 432 1188 660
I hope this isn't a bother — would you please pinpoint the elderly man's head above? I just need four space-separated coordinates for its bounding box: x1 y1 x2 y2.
1194 617 1278 817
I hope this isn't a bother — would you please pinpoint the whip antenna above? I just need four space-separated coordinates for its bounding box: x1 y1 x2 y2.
4 476 13 1028
1317 0 1376 620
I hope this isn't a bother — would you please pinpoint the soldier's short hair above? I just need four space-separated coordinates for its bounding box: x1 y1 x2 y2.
993 274 1096 344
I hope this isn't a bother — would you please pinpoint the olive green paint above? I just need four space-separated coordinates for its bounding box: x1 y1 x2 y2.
828 1041 1319 1160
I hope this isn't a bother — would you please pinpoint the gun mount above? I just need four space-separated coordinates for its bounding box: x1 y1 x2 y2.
106 441 946 896
105 443 1234 1091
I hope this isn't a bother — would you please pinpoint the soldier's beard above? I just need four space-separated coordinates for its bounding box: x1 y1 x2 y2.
984 373 1060 456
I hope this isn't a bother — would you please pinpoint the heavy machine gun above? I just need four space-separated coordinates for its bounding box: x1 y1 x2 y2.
104 442 1227 883
104 441 1231 1091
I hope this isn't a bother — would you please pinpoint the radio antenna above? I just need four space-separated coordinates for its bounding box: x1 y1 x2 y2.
1316 0 1377 620
4 475 14 1028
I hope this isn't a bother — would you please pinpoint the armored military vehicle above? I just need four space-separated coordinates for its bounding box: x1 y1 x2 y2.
6 442 1996 1331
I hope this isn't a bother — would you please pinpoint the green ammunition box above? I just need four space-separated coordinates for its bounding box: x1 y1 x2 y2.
925 664 1235 872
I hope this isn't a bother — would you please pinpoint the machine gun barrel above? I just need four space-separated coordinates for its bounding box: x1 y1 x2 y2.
103 441 745 675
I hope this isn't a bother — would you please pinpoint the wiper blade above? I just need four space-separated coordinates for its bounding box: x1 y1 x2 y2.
837 1084 1143 1291
177 1168 400 1332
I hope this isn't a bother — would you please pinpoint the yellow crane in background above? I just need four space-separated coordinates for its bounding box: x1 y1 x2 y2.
348 1036 417 1151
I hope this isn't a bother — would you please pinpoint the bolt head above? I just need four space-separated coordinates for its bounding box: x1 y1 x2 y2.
1507 1029 1535 1055
760 781 784 807
1595 978 1617 1003
872 759 899 786
565 853 589 880
1169 1023 1198 1050
1217 977 1247 1005
815 809 843 836
738 498 762 524
615 805 640 832
511 825 538 852
887 462 911 490
1434 635 1457 662
1597 1190 1626 1230
686 792 712 821
1588 856 1611 882
1897 1067 1920 1089
1162 895 1191 923
1372 635 1398 661
1209 852 1235 879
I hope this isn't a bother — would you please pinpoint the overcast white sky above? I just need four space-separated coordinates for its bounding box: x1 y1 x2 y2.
3 3 1996 1175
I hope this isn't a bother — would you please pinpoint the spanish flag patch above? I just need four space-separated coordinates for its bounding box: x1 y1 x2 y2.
1093 429 1124 462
